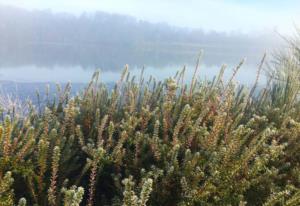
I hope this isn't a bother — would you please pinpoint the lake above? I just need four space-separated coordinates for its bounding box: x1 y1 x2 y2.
0 62 266 85
0 44 269 101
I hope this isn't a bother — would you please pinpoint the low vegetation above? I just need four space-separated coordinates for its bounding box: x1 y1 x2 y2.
0 40 300 205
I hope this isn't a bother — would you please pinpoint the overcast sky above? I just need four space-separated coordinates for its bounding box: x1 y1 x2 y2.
0 0 299 34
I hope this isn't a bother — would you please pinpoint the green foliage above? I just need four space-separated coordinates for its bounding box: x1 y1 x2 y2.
0 46 300 205
62 186 85 206
122 176 153 206
0 171 14 206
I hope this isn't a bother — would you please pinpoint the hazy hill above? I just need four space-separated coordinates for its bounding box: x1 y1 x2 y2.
0 5 282 70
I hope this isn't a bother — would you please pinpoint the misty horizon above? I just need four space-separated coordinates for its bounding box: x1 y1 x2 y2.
0 3 293 85
1 0 299 34
0 5 284 69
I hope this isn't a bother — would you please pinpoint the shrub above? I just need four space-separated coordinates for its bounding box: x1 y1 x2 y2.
0 55 299 205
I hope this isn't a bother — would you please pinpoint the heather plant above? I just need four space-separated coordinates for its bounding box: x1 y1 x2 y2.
0 44 300 205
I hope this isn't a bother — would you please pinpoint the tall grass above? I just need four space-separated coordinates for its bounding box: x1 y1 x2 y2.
0 43 300 205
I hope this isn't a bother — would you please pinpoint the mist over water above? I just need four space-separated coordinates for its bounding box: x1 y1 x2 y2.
0 5 281 88
0 62 266 86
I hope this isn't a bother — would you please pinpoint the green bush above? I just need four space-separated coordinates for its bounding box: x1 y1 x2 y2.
0 50 300 205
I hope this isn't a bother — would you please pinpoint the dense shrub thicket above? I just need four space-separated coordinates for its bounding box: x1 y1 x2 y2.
0 44 300 205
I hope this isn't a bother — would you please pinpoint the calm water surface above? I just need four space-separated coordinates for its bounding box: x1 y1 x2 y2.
0 47 268 100
0 63 266 85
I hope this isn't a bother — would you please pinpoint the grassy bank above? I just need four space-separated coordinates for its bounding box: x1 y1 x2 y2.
0 50 300 205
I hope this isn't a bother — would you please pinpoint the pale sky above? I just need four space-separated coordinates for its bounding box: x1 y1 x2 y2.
0 0 300 34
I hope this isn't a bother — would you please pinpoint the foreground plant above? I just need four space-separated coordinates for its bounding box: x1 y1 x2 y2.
0 44 300 206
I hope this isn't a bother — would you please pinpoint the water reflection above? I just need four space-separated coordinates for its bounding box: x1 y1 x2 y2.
0 63 266 86
0 43 267 84
0 46 267 102
0 43 265 71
